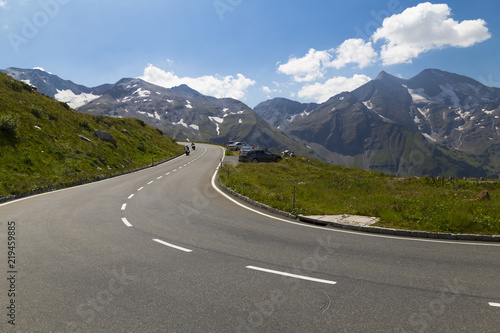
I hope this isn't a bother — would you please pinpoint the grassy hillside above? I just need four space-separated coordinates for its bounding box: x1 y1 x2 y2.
219 155 500 235
0 73 184 198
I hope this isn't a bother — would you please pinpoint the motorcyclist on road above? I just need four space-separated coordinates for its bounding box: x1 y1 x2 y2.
191 142 196 150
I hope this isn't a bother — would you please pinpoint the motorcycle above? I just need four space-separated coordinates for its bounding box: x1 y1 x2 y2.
185 146 190 156
191 143 196 150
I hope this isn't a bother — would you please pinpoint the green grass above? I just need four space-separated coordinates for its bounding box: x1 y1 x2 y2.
219 156 500 235
0 73 185 198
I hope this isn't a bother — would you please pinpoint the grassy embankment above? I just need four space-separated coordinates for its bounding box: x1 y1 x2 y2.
219 155 500 235
0 73 184 198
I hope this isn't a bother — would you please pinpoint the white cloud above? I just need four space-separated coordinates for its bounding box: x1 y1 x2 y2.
278 41 376 83
329 39 377 69
298 74 371 103
277 48 331 82
140 64 256 100
262 86 275 94
372 2 491 65
0 1 7 8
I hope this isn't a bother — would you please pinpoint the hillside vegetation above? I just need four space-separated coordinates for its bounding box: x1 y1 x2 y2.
219 156 500 235
0 73 184 198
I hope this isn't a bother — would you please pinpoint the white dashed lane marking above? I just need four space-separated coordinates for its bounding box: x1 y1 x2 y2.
121 217 133 227
122 147 206 229
246 266 337 285
153 239 193 253
490 302 500 308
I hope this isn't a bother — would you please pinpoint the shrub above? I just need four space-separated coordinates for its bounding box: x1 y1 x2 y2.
137 142 147 153
7 80 33 93
0 113 19 139
78 119 92 131
30 107 43 119
59 101 71 110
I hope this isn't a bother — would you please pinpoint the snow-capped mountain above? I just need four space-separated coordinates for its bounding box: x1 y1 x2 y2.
1 67 317 156
268 69 500 177
77 78 316 156
2 67 111 108
352 69 500 158
254 98 318 130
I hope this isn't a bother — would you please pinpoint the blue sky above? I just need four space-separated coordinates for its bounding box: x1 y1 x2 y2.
1 0 499 107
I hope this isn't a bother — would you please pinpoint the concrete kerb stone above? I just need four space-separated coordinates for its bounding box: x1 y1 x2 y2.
216 180 500 243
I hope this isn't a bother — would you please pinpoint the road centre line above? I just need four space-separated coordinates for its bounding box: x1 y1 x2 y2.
138 187 144 191
128 194 134 199
157 176 163 179
148 181 154 185
121 203 127 211
121 217 133 227
153 239 192 253
166 172 170 175
490 302 500 307
246 266 337 285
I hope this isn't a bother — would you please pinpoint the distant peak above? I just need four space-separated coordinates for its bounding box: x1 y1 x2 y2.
375 71 400 81
170 84 202 96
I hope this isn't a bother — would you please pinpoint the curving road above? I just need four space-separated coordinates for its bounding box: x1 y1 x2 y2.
1 144 499 333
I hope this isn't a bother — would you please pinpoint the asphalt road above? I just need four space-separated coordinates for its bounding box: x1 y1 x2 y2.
0 144 499 333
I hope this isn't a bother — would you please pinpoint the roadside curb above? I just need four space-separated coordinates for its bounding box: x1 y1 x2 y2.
298 215 500 242
216 179 500 243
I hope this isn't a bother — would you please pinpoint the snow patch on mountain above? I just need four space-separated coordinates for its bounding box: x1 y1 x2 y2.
209 116 224 124
363 101 373 109
134 88 150 98
54 89 101 109
289 109 312 122
438 85 460 108
174 118 188 128
408 88 431 104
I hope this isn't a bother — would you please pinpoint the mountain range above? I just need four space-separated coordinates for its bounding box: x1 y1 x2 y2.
255 69 500 177
2 67 318 160
3 67 500 177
